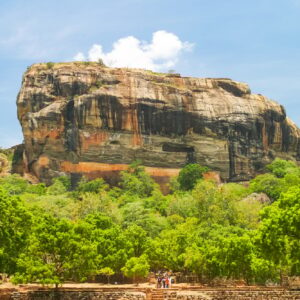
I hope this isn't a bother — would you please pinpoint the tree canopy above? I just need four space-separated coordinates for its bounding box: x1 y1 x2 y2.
0 159 298 285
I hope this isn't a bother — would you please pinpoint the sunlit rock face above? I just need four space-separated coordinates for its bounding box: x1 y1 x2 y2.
16 62 300 185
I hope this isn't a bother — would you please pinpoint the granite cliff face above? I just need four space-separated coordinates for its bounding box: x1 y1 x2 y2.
16 62 300 185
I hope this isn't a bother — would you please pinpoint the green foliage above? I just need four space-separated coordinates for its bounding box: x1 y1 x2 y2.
178 164 209 190
0 159 298 284
258 186 300 275
121 255 150 283
249 173 283 201
76 177 108 194
143 188 168 216
267 158 298 178
74 192 119 221
120 161 157 197
121 201 167 236
47 176 71 195
0 188 32 274
55 176 71 190
47 180 68 195
46 62 55 69
23 194 77 219
26 183 47 195
0 147 13 158
167 192 197 218
234 195 265 229
13 215 97 285
79 213 130 272
98 267 115 283
0 174 28 195
124 225 148 257
250 159 300 202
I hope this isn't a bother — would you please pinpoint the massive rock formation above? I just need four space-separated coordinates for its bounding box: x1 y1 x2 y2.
16 62 300 185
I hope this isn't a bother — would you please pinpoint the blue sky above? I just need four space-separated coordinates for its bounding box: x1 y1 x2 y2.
0 0 299 148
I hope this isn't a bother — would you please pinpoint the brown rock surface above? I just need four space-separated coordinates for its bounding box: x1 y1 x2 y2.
0 153 9 176
16 62 300 185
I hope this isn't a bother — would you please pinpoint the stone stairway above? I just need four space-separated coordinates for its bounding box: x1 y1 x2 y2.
151 288 165 300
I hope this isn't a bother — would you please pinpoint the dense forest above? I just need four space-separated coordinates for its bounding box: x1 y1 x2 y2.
0 156 299 286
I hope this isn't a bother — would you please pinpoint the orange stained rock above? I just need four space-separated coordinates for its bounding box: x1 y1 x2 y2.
37 156 50 167
132 132 143 147
131 108 143 147
203 171 222 184
144 166 180 177
60 161 180 177
61 161 128 173
32 128 62 140
80 131 108 151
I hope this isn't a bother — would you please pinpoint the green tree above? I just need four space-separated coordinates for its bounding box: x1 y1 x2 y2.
258 186 300 275
234 195 265 229
178 164 209 190
98 267 115 283
146 218 198 271
267 158 298 178
0 188 32 274
124 224 148 257
144 188 169 216
76 177 108 194
0 174 28 195
167 192 197 218
120 161 156 197
121 255 150 284
121 201 167 236
73 192 119 220
13 215 97 286
47 178 68 195
184 245 207 280
79 214 130 273
22 194 77 219
26 183 47 195
192 180 236 225
249 173 283 201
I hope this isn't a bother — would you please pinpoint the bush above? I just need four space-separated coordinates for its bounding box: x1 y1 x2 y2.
97 58 106 67
121 255 150 284
76 178 108 194
178 164 209 190
120 161 156 197
46 62 55 69
267 158 298 178
47 176 71 195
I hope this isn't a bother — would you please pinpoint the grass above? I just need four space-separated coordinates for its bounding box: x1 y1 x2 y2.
145 70 167 76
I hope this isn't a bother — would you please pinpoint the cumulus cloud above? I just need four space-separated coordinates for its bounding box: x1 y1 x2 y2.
73 52 85 61
73 31 193 71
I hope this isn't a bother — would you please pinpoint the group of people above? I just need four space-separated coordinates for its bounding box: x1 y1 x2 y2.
156 273 173 288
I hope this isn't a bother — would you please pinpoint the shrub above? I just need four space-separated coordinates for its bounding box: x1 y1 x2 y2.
97 58 106 67
178 163 209 190
46 62 55 69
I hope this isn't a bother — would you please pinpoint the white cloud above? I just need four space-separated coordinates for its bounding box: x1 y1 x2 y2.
73 52 86 61
88 44 104 61
73 31 193 71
